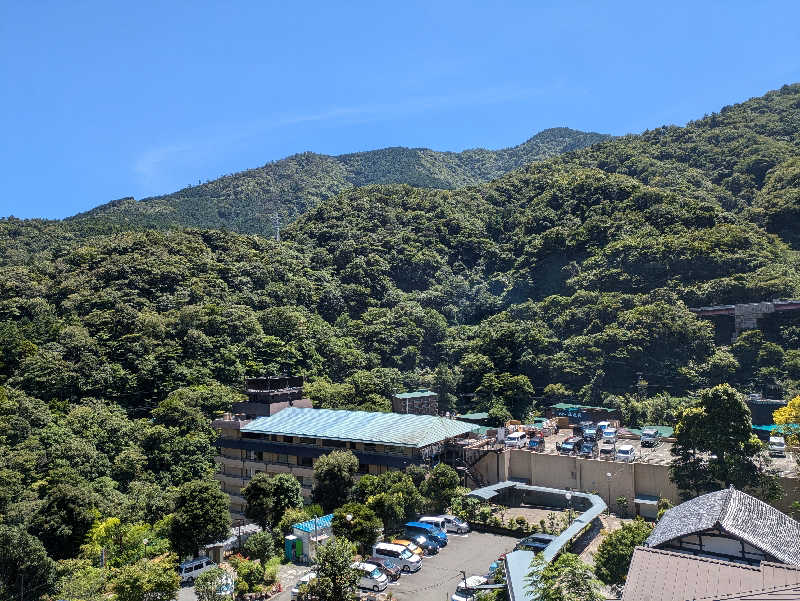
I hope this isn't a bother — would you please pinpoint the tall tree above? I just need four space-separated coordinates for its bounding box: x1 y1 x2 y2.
528 553 604 601
0 526 56 601
267 472 304 527
299 538 359 601
421 463 461 512
670 384 779 498
332 503 382 555
242 473 273 531
169 479 231 558
112 555 180 601
29 483 98 560
312 450 358 512
774 395 800 444
593 520 653 586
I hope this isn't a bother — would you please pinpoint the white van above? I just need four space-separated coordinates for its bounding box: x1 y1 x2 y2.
438 514 470 534
505 431 529 448
419 516 448 531
372 542 422 572
179 557 216 584
452 575 488 601
615 444 636 463
352 562 389 592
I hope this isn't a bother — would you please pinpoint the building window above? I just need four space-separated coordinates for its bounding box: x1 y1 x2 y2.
297 437 315 446
277 454 289 464
358 463 370 474
363 444 376 453
303 476 313 488
299 456 313 467
327 440 346 448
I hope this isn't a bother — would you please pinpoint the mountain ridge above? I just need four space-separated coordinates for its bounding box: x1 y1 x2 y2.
65 127 610 235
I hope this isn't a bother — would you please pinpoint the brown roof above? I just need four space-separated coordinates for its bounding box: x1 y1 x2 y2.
622 547 800 601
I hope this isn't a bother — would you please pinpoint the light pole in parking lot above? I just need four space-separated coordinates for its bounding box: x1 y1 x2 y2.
606 472 612 516
565 491 573 525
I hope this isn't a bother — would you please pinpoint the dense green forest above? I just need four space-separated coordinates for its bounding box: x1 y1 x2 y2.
62 128 609 236
1 84 800 595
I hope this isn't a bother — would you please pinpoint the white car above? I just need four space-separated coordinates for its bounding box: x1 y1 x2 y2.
291 571 317 600
769 436 786 457
601 428 618 444
352 562 389 592
615 444 636 463
452 575 488 601
438 514 470 534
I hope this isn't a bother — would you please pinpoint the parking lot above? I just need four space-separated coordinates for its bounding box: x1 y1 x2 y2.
272 531 516 601
528 428 797 475
387 531 516 601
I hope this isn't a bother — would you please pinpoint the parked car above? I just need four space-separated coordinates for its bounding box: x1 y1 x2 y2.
351 562 389 592
616 444 636 463
641 427 661 447
438 514 470 534
392 538 425 558
599 440 615 459
405 521 448 546
559 436 582 455
374 542 422 572
579 440 599 458
582 424 599 441
516 533 557 552
596 421 611 433
179 557 216 584
505 431 529 448
572 421 594 437
769 436 786 457
420 516 448 531
529 436 546 452
367 555 402 580
411 533 440 555
291 571 317 600
451 575 489 601
601 427 618 444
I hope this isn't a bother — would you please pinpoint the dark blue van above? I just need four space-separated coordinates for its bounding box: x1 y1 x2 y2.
404 521 447 546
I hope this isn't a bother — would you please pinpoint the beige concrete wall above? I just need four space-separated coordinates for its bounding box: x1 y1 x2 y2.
479 449 683 512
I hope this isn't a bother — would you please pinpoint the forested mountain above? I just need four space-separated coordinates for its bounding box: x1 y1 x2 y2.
2 85 800 586
65 128 610 235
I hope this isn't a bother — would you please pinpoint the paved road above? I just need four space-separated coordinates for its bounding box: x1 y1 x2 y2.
177 583 197 601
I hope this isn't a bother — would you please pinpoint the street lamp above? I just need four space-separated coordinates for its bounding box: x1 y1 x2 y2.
143 538 149 558
565 492 573 525
606 472 613 516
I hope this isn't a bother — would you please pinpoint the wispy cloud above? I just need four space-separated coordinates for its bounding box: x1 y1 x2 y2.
132 84 551 188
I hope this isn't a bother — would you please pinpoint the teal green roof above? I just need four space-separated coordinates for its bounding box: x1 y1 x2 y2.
467 425 492 436
551 402 611 411
394 389 437 399
241 407 474 448
458 412 489 420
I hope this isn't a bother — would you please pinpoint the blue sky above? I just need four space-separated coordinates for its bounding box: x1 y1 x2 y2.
1 1 799 219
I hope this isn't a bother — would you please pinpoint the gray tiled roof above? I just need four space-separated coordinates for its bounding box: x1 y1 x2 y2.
645 488 800 565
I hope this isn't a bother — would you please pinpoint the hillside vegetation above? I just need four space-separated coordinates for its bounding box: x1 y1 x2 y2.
1 85 800 587
65 128 609 235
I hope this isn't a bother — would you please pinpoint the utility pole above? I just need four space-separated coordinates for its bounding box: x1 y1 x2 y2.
273 212 281 243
